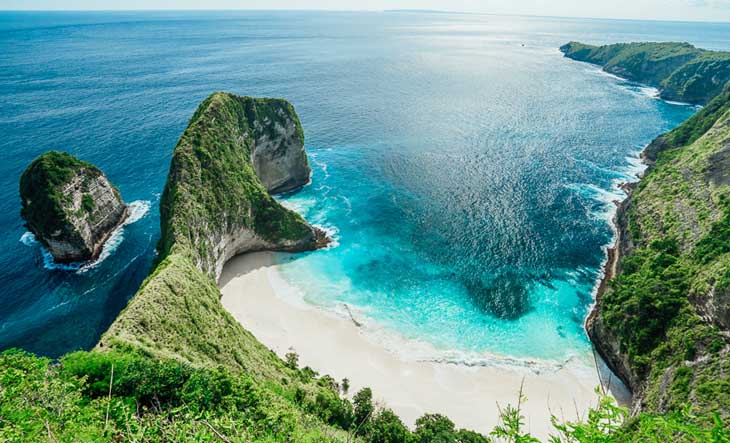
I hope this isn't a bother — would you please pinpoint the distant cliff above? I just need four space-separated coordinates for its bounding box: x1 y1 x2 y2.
567 43 730 424
19 151 128 263
560 41 730 105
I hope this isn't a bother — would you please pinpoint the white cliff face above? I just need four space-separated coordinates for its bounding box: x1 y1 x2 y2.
251 107 311 194
30 170 128 263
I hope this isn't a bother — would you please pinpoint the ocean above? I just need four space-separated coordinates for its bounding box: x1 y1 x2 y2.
0 11 726 362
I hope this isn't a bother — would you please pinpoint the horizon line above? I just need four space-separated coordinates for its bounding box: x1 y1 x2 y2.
1 8 729 24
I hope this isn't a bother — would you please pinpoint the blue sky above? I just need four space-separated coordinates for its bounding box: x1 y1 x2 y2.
3 0 730 22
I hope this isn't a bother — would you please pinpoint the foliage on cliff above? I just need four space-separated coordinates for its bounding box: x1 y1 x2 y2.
598 99 730 424
560 41 730 104
19 151 103 243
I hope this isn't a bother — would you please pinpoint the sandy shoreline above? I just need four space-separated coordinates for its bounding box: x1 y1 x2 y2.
220 252 612 439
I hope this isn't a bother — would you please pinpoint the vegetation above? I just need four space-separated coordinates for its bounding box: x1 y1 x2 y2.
560 42 730 104
645 82 730 160
596 94 730 424
19 150 101 243
2 349 728 442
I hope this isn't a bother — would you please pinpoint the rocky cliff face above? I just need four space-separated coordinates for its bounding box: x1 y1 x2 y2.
251 108 311 194
20 151 128 263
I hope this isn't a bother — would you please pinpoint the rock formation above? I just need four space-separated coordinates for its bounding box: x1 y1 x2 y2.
158 92 328 279
19 151 128 263
100 92 328 368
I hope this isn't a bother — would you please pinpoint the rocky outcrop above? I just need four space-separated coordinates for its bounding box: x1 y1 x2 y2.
19 151 128 263
100 92 328 374
251 108 311 194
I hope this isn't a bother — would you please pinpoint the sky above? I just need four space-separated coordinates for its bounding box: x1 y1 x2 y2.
2 0 730 22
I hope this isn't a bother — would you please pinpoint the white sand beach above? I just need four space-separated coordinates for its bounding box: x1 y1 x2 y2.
220 252 622 440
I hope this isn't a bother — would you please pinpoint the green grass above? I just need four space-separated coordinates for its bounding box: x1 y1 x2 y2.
2 349 727 443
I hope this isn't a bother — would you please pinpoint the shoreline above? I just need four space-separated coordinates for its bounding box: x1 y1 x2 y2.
220 251 607 439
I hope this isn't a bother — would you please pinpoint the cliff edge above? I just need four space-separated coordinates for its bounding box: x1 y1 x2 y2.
19 151 128 263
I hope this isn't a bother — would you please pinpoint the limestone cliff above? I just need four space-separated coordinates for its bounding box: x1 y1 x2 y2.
19 151 128 263
100 92 328 373
158 92 327 279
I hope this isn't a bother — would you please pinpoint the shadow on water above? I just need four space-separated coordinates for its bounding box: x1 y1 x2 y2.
462 272 531 320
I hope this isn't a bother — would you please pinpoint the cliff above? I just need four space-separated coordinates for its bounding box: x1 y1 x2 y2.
19 151 128 263
572 45 730 423
156 92 327 280
560 41 730 105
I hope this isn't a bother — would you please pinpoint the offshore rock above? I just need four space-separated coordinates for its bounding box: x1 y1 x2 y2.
20 151 128 263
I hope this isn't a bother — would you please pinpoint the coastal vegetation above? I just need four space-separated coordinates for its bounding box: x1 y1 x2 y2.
564 41 730 435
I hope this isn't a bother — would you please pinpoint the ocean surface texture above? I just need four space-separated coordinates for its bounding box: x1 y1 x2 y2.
1 11 726 363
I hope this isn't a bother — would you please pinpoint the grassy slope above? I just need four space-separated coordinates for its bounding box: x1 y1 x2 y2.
562 41 730 431
560 42 730 104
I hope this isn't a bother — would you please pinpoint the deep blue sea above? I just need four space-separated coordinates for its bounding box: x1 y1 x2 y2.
1 11 727 362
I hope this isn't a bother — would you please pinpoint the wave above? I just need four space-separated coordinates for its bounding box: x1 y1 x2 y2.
18 200 151 273
314 223 341 249
267 265 594 375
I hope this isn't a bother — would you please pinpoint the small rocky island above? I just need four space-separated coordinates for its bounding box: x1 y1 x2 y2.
19 151 128 263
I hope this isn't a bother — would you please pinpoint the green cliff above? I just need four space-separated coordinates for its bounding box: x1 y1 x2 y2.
560 41 730 104
101 92 329 375
19 151 128 263
565 43 730 428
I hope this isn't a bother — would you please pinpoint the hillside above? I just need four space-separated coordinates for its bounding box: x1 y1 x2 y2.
559 42 730 430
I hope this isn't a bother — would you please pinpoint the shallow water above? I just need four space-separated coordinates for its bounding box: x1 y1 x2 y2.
1 11 724 359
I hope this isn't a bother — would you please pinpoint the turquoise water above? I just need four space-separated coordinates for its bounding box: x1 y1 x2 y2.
1 11 723 360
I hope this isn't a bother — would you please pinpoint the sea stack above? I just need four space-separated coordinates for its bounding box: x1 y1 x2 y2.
19 151 128 263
